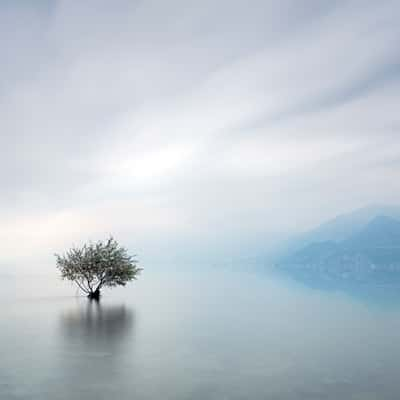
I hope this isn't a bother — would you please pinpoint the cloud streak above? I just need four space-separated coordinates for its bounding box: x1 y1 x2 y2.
1 0 399 270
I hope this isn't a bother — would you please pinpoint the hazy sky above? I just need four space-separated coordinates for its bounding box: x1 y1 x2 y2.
1 0 400 270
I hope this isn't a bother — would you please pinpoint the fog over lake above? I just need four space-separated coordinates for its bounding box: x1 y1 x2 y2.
1 1 400 399
2 266 400 400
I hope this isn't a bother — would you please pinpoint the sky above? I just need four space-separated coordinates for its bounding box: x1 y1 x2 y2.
1 0 400 271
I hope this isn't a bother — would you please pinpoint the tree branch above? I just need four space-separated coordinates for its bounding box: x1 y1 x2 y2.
74 279 90 294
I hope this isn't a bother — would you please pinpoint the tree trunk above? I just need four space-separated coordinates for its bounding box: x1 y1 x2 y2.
88 288 100 301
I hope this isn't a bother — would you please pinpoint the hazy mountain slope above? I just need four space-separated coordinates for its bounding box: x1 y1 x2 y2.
278 212 400 281
343 216 400 266
344 215 400 249
305 205 400 243
273 204 400 262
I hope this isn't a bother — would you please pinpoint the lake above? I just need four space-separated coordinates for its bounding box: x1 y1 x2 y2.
2 266 400 399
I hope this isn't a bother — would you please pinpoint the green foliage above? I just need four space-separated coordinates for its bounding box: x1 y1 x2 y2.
55 237 141 296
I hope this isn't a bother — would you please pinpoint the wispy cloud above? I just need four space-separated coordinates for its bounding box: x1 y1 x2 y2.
1 0 399 269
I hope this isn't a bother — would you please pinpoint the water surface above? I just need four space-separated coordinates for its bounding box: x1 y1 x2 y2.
1 267 400 399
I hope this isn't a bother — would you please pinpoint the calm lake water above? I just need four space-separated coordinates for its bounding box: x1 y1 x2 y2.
2 266 400 399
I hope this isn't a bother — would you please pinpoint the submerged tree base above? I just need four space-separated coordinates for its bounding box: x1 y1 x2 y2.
88 289 100 301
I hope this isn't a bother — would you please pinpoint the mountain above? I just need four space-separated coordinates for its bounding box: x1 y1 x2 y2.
303 205 400 243
344 215 400 249
273 204 400 262
278 213 400 282
343 216 400 267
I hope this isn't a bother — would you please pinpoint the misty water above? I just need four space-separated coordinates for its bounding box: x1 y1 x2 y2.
2 266 400 400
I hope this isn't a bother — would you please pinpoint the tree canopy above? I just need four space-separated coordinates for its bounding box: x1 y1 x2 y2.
55 237 141 299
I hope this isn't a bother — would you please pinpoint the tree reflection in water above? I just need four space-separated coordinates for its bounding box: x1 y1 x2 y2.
57 302 136 397
59 300 135 350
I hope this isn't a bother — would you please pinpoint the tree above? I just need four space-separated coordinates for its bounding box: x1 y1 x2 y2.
55 237 141 300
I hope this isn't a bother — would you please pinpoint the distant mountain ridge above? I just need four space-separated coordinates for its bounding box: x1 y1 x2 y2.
344 215 400 249
278 206 400 282
303 205 400 242
269 205 400 263
292 205 400 249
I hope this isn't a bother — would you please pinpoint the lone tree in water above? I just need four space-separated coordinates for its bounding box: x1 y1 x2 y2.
55 237 141 300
